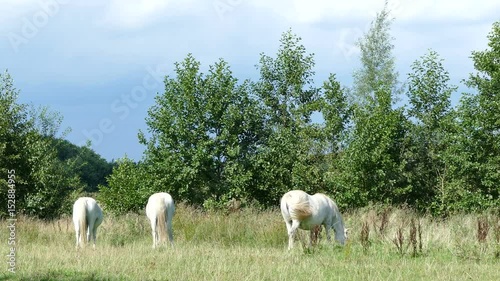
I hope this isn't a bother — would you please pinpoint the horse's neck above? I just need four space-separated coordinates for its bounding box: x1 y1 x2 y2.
332 212 344 232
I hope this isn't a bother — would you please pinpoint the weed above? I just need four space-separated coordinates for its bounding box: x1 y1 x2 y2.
477 217 489 243
409 218 422 257
393 224 405 256
377 207 390 236
360 220 370 253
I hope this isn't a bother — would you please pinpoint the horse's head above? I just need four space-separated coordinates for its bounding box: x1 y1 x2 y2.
334 224 348 246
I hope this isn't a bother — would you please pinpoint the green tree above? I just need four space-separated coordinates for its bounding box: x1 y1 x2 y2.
251 29 324 205
0 71 85 218
318 74 352 207
139 55 263 207
98 156 147 214
444 21 500 212
352 0 401 107
321 74 351 154
335 3 408 208
0 71 32 215
53 138 114 192
405 50 457 213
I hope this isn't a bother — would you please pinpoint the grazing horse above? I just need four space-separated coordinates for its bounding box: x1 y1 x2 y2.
146 192 175 248
280 190 347 250
72 197 103 249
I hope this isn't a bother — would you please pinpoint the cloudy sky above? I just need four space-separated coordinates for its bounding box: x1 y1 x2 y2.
1 0 498 161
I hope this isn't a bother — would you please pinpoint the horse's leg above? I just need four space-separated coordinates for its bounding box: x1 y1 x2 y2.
283 219 292 249
87 220 94 248
167 218 174 247
324 224 331 242
75 226 80 249
93 215 103 250
92 222 99 249
150 217 157 249
288 220 300 250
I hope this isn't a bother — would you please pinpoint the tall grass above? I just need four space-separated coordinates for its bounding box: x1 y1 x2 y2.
2 205 499 280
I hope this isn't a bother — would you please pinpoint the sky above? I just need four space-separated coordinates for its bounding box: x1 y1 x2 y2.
1 0 499 162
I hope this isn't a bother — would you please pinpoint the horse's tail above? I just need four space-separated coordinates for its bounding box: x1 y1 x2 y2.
286 191 312 221
291 201 312 221
156 199 168 243
79 200 88 245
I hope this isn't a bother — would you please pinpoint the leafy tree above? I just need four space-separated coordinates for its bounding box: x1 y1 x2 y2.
405 50 457 213
0 71 32 216
98 156 147 214
318 74 352 207
352 0 401 107
0 71 85 218
443 21 500 212
335 3 408 208
321 74 351 154
139 55 263 207
53 138 114 192
251 29 324 205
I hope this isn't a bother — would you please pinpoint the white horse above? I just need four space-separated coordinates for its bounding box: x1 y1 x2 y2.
280 190 347 250
146 192 175 248
72 197 103 249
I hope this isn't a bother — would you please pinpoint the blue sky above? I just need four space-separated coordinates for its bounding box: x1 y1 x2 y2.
1 0 499 161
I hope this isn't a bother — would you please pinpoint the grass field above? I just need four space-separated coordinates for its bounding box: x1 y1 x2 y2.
2 204 499 280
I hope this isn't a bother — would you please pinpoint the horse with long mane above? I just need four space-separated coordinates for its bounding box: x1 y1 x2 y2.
280 190 347 250
146 192 175 248
72 197 103 249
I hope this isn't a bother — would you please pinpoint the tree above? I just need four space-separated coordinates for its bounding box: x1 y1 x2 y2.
251 29 325 205
321 74 351 154
335 2 408 208
0 71 32 216
0 71 85 218
139 55 263 207
352 0 401 107
405 50 457 212
443 21 500 212
53 138 114 192
98 156 147 214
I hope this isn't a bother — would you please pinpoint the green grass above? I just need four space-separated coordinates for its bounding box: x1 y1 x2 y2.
2 204 499 280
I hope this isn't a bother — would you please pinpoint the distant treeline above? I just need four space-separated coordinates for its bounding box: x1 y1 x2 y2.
1 6 498 218
0 86 114 218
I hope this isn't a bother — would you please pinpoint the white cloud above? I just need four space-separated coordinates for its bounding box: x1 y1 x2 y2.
246 0 500 24
100 0 201 29
0 0 46 28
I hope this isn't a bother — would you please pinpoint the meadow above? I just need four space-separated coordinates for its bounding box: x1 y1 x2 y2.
2 204 499 281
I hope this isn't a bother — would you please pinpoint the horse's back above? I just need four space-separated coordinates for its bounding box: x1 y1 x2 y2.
311 193 334 207
73 197 102 221
281 190 310 206
146 192 174 219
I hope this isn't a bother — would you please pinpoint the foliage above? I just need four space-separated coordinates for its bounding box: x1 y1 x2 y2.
0 71 87 218
333 2 408 208
139 54 263 207
98 156 148 214
441 21 500 213
52 138 114 192
352 0 401 107
463 21 500 196
2 12 499 217
251 29 324 205
404 50 457 213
